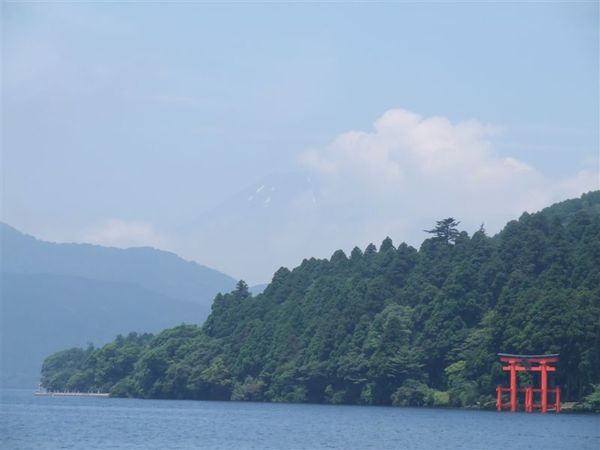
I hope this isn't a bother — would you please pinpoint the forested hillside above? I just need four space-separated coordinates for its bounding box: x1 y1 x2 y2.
41 192 600 409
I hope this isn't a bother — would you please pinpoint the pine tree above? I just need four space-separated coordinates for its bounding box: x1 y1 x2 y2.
424 218 461 244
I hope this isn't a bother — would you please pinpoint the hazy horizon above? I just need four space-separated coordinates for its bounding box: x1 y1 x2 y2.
2 2 599 283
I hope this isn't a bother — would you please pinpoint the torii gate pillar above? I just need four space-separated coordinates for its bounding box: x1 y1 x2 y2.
509 361 517 412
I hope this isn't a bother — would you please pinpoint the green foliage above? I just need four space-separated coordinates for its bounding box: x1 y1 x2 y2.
430 390 450 407
110 377 138 397
40 192 600 410
41 346 94 391
231 376 267 401
578 384 600 413
391 379 431 406
324 384 346 404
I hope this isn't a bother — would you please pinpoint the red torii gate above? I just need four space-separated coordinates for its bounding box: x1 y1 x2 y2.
496 353 560 413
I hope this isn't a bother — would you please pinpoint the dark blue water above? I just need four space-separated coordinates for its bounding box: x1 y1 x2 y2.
1 389 598 449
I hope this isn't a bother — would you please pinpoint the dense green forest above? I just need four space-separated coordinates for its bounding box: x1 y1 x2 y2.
41 192 600 411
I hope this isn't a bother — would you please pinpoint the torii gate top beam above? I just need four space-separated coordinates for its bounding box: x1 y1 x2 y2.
497 353 559 364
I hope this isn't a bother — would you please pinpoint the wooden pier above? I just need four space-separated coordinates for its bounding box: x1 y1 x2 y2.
34 391 110 397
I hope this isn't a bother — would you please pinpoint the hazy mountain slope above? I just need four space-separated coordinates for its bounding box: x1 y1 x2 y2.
182 172 324 284
0 223 237 387
0 272 205 387
0 223 236 307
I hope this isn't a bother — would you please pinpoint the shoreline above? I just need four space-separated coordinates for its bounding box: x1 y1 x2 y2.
34 391 110 398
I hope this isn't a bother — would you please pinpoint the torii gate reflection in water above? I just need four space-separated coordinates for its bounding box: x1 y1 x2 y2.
496 353 560 413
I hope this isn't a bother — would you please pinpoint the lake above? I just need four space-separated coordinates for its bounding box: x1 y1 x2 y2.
1 388 598 449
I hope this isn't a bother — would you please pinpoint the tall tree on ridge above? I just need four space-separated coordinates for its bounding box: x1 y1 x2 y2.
425 218 461 244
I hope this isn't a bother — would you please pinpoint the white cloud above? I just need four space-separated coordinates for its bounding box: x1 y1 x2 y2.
82 219 166 249
551 170 600 200
300 108 599 242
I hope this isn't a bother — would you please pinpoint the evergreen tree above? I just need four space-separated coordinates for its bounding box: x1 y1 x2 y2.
425 218 461 244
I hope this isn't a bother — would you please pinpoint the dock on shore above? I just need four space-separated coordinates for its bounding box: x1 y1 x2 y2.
34 391 110 397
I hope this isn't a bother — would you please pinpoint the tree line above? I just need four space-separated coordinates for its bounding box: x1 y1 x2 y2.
41 191 600 411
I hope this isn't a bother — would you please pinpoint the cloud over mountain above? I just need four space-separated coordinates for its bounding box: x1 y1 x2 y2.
301 108 598 236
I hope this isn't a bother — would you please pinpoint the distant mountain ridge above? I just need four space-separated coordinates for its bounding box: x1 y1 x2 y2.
0 223 237 387
0 223 236 305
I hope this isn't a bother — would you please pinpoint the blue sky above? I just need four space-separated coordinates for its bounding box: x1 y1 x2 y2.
2 2 599 283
